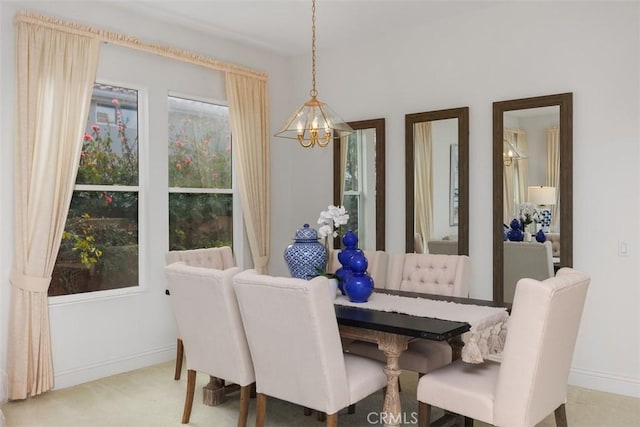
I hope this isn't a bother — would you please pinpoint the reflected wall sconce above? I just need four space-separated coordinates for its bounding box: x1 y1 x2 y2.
503 138 527 166
274 0 353 148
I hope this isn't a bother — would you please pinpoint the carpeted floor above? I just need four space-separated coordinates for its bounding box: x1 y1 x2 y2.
2 361 638 426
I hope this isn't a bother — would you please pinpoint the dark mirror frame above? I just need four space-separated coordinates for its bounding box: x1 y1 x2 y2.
333 118 386 250
405 107 469 255
492 93 573 303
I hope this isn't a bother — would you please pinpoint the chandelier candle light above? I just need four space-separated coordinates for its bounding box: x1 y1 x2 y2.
274 0 354 147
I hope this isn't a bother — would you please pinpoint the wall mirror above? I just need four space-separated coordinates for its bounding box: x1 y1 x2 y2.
493 93 573 303
405 107 469 255
333 118 385 250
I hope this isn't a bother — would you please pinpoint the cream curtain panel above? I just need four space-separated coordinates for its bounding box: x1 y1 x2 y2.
503 129 527 223
225 73 271 274
546 127 561 231
9 21 100 399
339 133 348 205
414 122 433 250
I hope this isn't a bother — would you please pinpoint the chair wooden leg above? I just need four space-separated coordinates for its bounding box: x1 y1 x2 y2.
174 338 184 380
554 403 568 427
317 411 326 421
326 412 338 427
304 407 313 416
237 384 250 427
255 393 267 427
181 369 196 423
347 403 355 414
250 382 256 398
418 401 430 427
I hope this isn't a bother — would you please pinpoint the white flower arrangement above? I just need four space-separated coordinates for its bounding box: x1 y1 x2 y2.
317 205 349 241
518 203 541 230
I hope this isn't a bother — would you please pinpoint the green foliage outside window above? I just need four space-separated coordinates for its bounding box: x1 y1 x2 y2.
168 96 233 251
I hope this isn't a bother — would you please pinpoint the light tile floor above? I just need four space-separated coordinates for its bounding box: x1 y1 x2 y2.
2 362 638 426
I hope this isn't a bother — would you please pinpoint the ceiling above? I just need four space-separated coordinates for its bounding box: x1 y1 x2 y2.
117 0 501 57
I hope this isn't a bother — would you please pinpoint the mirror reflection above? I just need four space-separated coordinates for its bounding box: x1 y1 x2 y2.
503 106 560 238
493 93 573 303
405 108 469 255
333 118 385 251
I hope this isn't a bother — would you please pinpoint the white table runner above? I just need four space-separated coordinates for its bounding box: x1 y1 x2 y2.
335 293 509 363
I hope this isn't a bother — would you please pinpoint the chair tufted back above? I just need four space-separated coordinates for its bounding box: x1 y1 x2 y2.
545 233 561 257
165 246 235 269
386 253 471 297
326 249 389 289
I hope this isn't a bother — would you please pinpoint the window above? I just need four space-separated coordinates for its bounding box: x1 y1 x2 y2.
343 132 363 237
168 96 232 250
50 83 140 297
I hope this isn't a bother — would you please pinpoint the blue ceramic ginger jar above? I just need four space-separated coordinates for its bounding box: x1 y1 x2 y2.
344 252 374 303
284 224 328 280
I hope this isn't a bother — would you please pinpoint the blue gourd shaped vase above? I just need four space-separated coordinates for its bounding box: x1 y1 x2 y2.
335 230 362 294
344 252 374 303
284 224 328 280
535 229 546 243
507 218 524 242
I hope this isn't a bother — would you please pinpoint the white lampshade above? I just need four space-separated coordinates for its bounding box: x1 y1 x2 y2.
528 186 556 205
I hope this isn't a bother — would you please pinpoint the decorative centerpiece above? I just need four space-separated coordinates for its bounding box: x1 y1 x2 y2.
284 224 328 280
344 252 374 303
518 203 541 234
316 205 351 292
335 230 363 294
506 218 524 242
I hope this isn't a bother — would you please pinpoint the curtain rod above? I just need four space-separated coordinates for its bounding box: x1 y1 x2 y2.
15 10 268 81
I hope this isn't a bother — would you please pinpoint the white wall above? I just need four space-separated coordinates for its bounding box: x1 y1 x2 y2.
285 2 639 396
1 0 638 399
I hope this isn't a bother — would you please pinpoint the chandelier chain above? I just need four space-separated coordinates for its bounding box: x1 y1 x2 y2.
310 0 317 98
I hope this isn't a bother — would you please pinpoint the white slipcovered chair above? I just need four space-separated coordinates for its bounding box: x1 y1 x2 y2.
165 262 254 425
232 270 388 427
417 268 590 427
503 241 554 303
326 249 389 288
347 253 472 376
165 246 236 380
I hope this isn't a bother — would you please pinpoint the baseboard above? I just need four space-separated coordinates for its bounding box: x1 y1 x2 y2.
53 345 176 390
569 366 640 398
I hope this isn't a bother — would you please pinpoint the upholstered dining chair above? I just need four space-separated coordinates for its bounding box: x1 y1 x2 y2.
347 253 472 377
232 270 388 427
503 240 554 303
165 262 254 426
165 246 236 380
416 268 590 427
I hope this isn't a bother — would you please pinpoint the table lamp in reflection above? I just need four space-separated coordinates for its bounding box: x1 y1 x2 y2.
528 186 556 232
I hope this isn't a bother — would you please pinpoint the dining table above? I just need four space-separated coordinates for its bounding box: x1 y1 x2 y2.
335 289 510 427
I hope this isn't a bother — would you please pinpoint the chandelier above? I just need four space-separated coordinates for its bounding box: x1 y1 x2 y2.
274 0 354 148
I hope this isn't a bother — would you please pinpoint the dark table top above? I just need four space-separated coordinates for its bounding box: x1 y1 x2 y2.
334 289 511 341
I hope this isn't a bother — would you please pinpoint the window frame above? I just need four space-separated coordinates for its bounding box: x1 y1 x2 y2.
50 79 148 304
167 91 243 256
